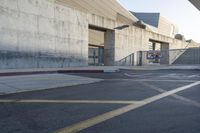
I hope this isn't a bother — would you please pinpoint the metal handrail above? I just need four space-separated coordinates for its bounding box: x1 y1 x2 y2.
171 43 191 63
118 53 134 66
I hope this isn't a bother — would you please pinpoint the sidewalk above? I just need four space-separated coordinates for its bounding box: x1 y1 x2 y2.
0 74 103 95
0 65 199 95
0 65 199 77
117 65 200 71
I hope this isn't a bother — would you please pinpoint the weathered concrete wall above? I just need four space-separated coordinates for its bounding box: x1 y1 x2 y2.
88 11 199 66
0 0 88 69
114 27 149 65
172 47 200 64
0 0 199 69
89 29 104 46
113 26 199 66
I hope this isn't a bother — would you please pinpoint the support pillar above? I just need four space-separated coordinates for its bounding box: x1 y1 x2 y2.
104 30 115 66
160 43 170 64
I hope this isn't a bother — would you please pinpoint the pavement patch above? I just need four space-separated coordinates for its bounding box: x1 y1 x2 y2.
0 74 103 95
0 80 160 101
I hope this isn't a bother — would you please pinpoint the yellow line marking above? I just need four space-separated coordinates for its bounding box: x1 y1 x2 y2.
140 81 200 108
54 103 144 133
0 99 143 104
54 81 200 133
143 81 200 104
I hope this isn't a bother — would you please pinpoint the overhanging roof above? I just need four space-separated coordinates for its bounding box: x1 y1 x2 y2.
56 0 138 22
189 0 200 10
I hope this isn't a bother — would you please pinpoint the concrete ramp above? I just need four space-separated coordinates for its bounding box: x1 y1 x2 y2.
172 48 200 64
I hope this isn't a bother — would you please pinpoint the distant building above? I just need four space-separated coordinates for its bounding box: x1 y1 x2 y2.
131 12 179 37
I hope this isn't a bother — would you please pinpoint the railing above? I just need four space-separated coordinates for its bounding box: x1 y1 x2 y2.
117 53 134 66
171 47 200 64
170 43 190 64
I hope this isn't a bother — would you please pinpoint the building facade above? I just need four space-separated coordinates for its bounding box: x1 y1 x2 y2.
0 0 199 69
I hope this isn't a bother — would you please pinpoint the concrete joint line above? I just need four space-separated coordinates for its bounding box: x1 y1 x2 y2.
54 81 200 133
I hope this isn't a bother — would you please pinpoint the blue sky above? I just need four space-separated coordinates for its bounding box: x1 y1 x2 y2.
118 0 200 43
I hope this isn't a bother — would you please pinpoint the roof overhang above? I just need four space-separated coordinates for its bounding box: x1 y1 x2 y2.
189 0 200 10
56 0 138 23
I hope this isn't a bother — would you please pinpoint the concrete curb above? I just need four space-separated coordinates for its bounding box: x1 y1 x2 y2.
118 65 200 71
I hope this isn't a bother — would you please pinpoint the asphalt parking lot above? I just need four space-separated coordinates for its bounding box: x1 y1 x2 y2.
0 69 200 133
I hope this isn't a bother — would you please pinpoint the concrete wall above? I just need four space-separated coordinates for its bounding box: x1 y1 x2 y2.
0 0 88 69
0 0 199 69
89 29 104 46
113 25 199 66
172 47 200 64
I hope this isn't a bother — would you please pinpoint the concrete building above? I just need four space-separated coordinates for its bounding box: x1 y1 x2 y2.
132 12 178 38
0 0 199 69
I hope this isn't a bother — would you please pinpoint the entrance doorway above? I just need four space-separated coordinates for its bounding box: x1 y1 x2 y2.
147 41 161 64
88 26 105 66
138 40 169 66
88 25 115 66
88 45 104 66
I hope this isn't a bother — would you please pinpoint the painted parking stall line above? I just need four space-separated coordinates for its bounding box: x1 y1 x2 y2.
54 81 200 133
140 81 200 108
0 99 144 105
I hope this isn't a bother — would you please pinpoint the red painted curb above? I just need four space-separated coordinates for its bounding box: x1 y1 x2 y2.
0 69 105 77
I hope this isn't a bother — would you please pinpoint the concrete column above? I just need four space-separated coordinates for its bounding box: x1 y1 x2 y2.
152 42 156 50
160 43 170 64
104 30 115 66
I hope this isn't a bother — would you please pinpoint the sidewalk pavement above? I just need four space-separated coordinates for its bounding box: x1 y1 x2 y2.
0 74 103 95
0 65 199 95
0 65 199 77
117 65 200 71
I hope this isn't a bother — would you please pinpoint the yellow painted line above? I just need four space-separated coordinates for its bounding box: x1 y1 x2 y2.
54 81 200 133
54 103 144 133
140 81 200 108
0 99 143 104
143 81 200 104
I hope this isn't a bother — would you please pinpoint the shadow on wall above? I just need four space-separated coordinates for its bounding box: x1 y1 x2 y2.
171 47 200 64
0 51 87 69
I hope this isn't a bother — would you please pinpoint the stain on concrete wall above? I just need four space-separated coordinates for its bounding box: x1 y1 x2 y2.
0 0 199 69
0 0 88 69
